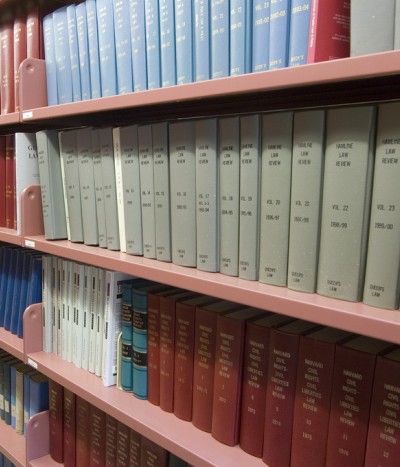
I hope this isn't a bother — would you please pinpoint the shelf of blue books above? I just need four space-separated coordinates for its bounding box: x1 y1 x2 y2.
0 418 25 467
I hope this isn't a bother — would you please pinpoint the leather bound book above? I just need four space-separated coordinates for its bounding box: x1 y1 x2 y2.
63 388 76 467
90 404 106 467
140 436 169 467
105 414 118 466
75 397 90 467
49 379 64 463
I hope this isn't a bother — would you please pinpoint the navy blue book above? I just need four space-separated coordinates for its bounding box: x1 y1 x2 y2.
194 0 210 82
129 0 148 91
2 248 19 330
0 247 12 327
29 373 49 418
113 0 134 94
3 356 19 425
269 0 291 69
10 250 31 335
175 0 194 84
252 0 270 72
145 0 161 89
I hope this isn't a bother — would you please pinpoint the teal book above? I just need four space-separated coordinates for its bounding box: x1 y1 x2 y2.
175 0 194 84
194 0 210 81
67 4 82 102
252 0 270 72
129 0 148 91
113 0 134 94
160 0 177 87
86 0 102 99
211 0 229 79
121 280 134 391
269 0 291 69
230 0 252 76
288 0 312 67
43 13 58 105
145 0 161 89
76 2 91 100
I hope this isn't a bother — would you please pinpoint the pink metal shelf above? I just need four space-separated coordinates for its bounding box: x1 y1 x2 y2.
0 326 24 361
0 227 22 246
0 112 19 126
0 420 25 467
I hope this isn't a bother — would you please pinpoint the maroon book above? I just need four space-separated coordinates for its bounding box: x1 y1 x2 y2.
325 336 394 467
263 320 321 467
140 437 168 467
0 11 14 114
105 414 118 466
13 7 26 113
90 405 107 467
63 388 76 467
239 313 293 457
129 429 142 467
116 421 130 467
49 379 64 463
173 295 218 421
76 397 91 467
364 347 400 467
26 1 41 59
290 327 353 467
0 136 6 227
5 133 15 229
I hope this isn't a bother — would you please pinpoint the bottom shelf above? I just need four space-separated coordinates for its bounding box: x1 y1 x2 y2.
0 420 25 467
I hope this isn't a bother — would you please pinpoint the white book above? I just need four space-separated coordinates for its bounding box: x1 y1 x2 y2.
113 125 143 255
138 124 156 258
152 122 171 261
51 256 58 355
72 262 85 368
95 268 106 377
92 128 107 248
287 110 326 293
102 270 133 386
195 118 219 272
60 258 68 360
169 121 197 266
219 116 240 276
15 133 40 236
41 255 53 353
88 266 99 373
258 111 294 286
56 257 63 357
65 260 74 363
81 265 93 370
239 115 261 280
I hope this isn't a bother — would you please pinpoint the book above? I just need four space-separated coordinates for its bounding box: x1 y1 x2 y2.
238 114 261 280
49 379 64 463
105 414 118 465
88 266 99 373
317 106 376 302
95 268 106 377
4 135 15 229
116 421 131 466
287 110 325 292
175 0 193 84
29 372 49 418
43 12 58 106
76 397 91 467
258 111 294 286
252 0 270 72
113 0 133 94
13 6 27 113
210 0 229 79
129 0 148 91
86 0 102 99
91 128 107 248
288 0 312 66
363 102 400 309
76 1 91 101
195 118 219 272
194 0 210 81
90 404 107 466
65 261 75 364
63 388 76 467
159 0 177 87
81 265 93 371
12 362 31 431
0 136 5 226
169 121 197 267
230 0 252 76
0 10 14 114
140 437 169 467
41 254 53 353
26 1 41 59
129 429 142 466
145 0 161 89
121 280 134 391
23 368 37 434
72 262 85 367
67 4 82 102
269 0 291 69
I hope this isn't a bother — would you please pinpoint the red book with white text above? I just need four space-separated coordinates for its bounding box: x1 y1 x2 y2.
129 429 142 467
105 414 118 466
13 7 26 113
116 421 130 467
90 405 106 467
140 437 168 467
26 1 41 59
76 397 90 467
0 136 6 227
63 388 76 467
49 379 64 463
0 11 14 114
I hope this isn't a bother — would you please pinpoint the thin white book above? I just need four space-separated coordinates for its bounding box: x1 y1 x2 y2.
65 260 74 363
56 257 63 357
41 255 53 353
113 126 127 252
81 265 93 371
60 258 68 361
72 262 85 368
92 128 107 248
95 268 106 377
88 266 99 373
51 256 58 355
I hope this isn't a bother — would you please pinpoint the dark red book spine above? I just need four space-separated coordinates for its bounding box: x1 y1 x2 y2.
147 292 162 406
129 429 142 467
49 380 64 463
0 13 14 114
116 421 130 467
63 388 76 467
26 2 40 59
5 133 15 229
76 397 91 467
13 8 26 113
90 405 106 467
140 437 168 467
0 136 6 227
105 414 118 466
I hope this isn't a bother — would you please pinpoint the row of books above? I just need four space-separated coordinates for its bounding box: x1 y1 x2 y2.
48 379 188 467
34 101 400 310
0 350 49 437
42 0 350 106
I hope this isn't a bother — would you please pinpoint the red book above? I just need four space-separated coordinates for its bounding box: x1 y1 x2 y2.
105 414 118 466
0 11 14 114
174 294 218 421
307 0 350 63
211 307 265 446
5 135 15 229
290 327 354 467
49 379 64 463
0 136 6 227
63 388 76 467
75 397 91 467
26 1 41 59
364 347 400 467
129 429 142 467
239 313 293 457
325 336 394 467
13 7 27 113
140 437 168 467
191 300 244 433
263 320 321 467
90 405 106 467
116 421 130 467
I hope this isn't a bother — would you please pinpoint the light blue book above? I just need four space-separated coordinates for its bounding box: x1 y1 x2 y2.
67 4 82 102
43 13 58 106
76 2 91 100
175 0 194 84
194 0 210 81
52 6 73 104
288 0 311 67
96 0 117 96
211 0 229 79
230 0 252 76
113 0 134 94
145 0 161 89
86 0 102 98
269 0 291 69
252 0 270 72
129 0 148 91
159 0 177 87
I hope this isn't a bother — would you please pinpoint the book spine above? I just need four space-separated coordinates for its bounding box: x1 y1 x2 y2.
252 0 270 72
26 3 40 59
129 0 148 91
66 4 82 102
88 266 99 373
116 421 130 466
269 0 291 69
0 137 5 227
90 405 107 466
129 429 142 466
147 292 161 405
194 0 210 81
132 288 149 399
105 414 118 465
13 9 27 113
86 0 102 99
63 388 76 467
76 397 91 467
0 15 14 114
160 0 177 87
210 0 229 78
113 127 127 253
230 0 251 76
95 269 105 377
53 7 73 104
81 265 92 371
121 281 133 391
175 0 194 84
145 0 161 89
49 380 64 463
113 0 134 94
76 2 92 101
4 135 14 229
288 0 312 66
66 261 74 364
92 128 108 248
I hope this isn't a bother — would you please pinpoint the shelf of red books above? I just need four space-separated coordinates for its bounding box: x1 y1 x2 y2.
0 419 26 467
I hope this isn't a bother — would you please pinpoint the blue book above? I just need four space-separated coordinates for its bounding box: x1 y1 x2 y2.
67 4 82 101
52 6 73 104
145 0 161 89
121 280 134 391
252 0 270 72
288 0 311 67
3 357 18 425
10 364 17 429
96 0 118 96
3 249 18 331
175 0 194 84
43 13 58 106
159 0 176 87
129 0 148 91
210 0 229 79
269 0 291 69
76 2 92 100
10 250 29 335
230 0 252 76
113 0 134 94
0 248 14 328
86 0 102 99
29 373 49 418
3 458 11 467
194 0 210 81
23 370 33 434
0 453 3 467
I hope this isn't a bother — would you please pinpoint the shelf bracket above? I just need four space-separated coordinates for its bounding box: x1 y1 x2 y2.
26 411 50 463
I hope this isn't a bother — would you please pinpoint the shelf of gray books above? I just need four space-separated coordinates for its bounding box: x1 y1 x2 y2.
0 418 25 467
19 52 400 128
25 351 263 467
0 325 24 361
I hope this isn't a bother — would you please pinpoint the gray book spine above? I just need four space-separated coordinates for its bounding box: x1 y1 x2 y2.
287 110 325 292
219 116 240 276
317 105 377 301
395 0 400 49
113 127 127 252
152 122 171 262
91 129 107 248
195 118 219 272
239 114 261 281
169 121 197 267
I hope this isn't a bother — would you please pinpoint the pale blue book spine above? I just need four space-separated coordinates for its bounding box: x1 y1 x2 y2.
129 0 148 91
145 0 161 89
113 0 134 94
252 0 270 72
132 289 149 399
211 0 229 79
175 0 194 84
10 365 16 429
159 0 176 87
230 0 252 76
96 0 117 96
76 3 91 100
288 0 311 67
194 0 210 81
67 4 82 102
269 0 291 69
43 13 58 106
52 6 73 104
86 0 102 98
